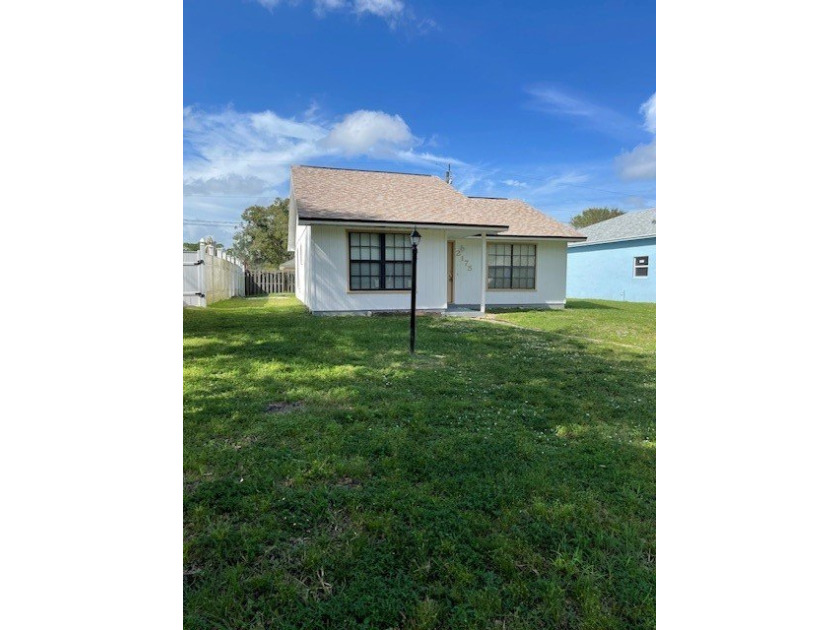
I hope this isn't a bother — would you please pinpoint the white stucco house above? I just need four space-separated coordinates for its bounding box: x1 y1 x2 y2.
288 165 586 315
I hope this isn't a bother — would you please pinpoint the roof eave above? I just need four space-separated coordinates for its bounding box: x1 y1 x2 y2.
297 215 510 232
569 233 656 247
487 234 587 241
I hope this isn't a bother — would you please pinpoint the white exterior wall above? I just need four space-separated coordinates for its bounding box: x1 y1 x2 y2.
292 221 571 312
452 238 568 307
307 225 447 313
295 225 313 308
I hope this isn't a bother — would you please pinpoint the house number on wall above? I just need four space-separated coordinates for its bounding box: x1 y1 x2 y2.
454 246 472 271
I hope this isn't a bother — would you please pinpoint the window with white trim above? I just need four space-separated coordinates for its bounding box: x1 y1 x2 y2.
634 256 649 278
349 232 413 291
487 243 536 289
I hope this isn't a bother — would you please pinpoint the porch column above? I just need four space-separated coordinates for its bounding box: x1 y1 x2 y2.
480 232 487 313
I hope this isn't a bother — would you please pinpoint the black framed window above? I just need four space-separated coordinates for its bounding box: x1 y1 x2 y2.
634 255 649 278
488 243 536 289
349 232 413 291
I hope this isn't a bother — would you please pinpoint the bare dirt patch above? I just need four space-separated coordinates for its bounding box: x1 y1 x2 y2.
266 401 304 414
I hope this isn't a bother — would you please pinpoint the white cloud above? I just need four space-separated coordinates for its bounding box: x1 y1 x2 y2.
315 0 346 10
394 150 464 167
623 195 649 209
183 106 326 191
616 142 656 180
303 100 321 121
183 174 272 196
554 171 589 185
435 158 655 224
526 86 595 117
184 104 461 240
255 0 421 29
415 17 438 34
616 92 656 181
353 0 404 18
249 110 325 141
524 85 637 138
184 105 458 197
452 171 488 195
641 93 656 133
524 171 591 197
322 110 414 156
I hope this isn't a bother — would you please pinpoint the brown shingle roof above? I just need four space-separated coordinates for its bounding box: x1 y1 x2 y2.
467 197 585 238
291 165 585 239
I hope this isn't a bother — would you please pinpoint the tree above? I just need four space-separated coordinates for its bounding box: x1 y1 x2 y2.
230 198 292 269
183 239 223 251
570 207 625 229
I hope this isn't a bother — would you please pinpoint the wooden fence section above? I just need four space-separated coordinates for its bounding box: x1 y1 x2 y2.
245 270 295 295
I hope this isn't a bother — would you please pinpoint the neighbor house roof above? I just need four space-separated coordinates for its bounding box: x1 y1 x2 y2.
571 208 656 246
290 165 585 239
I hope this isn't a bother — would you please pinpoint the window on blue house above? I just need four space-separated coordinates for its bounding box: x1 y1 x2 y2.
634 256 649 277
349 232 413 290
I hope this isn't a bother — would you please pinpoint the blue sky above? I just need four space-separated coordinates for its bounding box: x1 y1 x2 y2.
184 0 656 243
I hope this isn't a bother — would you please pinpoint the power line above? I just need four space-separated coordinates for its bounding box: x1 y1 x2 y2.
184 220 240 227
184 217 239 223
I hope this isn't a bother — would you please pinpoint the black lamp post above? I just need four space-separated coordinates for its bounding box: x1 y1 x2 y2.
409 227 422 354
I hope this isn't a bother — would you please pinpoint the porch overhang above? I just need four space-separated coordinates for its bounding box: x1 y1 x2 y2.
297 216 510 238
463 234 588 242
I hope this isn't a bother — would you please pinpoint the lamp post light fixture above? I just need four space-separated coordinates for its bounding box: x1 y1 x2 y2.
409 227 422 354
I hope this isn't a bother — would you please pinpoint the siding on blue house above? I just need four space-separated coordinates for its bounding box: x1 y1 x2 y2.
567 237 656 302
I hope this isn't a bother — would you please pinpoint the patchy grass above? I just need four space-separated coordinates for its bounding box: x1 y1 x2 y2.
184 295 655 629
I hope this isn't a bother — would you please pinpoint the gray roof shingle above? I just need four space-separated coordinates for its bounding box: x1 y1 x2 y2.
572 209 656 245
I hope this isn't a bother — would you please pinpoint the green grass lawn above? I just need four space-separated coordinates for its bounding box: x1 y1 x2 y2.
489 300 656 354
184 297 656 629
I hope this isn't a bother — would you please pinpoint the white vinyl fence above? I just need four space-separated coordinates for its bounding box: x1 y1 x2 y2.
183 239 246 307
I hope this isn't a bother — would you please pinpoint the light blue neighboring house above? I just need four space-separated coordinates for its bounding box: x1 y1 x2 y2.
567 209 656 303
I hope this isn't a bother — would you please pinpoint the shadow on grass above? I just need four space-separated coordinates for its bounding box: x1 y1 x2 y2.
184 300 655 629
566 299 618 310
